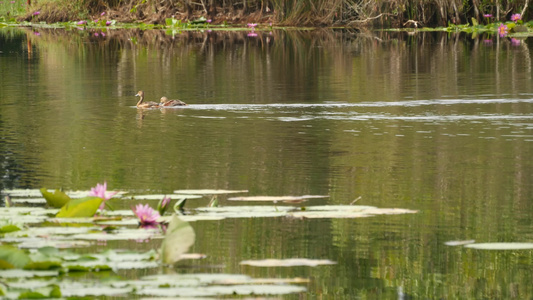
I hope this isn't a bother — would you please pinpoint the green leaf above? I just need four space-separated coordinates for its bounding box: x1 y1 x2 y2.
0 245 31 269
471 17 478 26
161 215 195 265
56 197 103 218
40 188 71 208
0 224 21 233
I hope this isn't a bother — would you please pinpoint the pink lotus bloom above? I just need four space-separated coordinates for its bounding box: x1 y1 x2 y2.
247 23 257 28
157 196 171 215
89 182 118 210
34 32 40 36
498 23 508 37
106 21 112 26
94 33 99 37
162 196 171 208
33 11 40 15
511 13 521 22
206 19 212 23
483 14 492 18
101 11 106 16
77 20 87 25
133 204 160 225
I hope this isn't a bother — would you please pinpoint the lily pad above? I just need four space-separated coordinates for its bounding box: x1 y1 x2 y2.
240 258 336 267
2 189 43 197
136 284 306 297
132 194 202 200
445 240 476 246
11 198 47 204
288 205 418 219
0 269 59 278
173 189 249 195
0 245 31 269
228 195 328 202
56 197 103 218
464 243 533 250
71 228 161 241
40 188 71 208
161 215 196 264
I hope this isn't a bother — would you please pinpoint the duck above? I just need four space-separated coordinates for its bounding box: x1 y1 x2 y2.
135 91 159 108
160 96 187 107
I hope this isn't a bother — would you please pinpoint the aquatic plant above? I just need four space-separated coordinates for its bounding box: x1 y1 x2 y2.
498 23 509 37
133 204 161 225
156 196 171 215
511 13 521 22
88 181 118 210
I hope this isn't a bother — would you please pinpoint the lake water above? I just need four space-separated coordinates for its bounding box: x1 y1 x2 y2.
1 27 533 298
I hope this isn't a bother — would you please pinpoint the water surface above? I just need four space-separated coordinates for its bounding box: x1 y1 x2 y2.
1 28 533 298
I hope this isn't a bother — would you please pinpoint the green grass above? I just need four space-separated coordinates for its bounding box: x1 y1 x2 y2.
0 0 27 18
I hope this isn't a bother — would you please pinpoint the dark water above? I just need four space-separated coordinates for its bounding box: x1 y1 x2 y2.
1 27 533 298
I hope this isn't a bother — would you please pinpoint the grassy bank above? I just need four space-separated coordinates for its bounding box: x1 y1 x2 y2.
1 0 533 27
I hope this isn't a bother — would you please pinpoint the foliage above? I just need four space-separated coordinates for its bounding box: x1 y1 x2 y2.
40 188 71 208
55 196 103 218
3 0 533 27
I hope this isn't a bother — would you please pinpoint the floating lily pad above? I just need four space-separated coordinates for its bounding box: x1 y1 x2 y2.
240 258 336 267
288 205 418 219
0 269 59 278
40 188 72 208
173 189 249 195
464 243 533 250
10 198 47 204
134 273 306 297
2 189 43 197
0 245 31 269
161 215 196 264
136 284 306 297
132 194 203 200
71 228 161 241
56 197 103 218
60 282 133 297
445 240 476 246
228 195 329 202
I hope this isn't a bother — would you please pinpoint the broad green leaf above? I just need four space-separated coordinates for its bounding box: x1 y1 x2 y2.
0 224 20 233
161 215 195 265
0 245 31 269
56 197 103 218
40 188 71 208
18 284 61 298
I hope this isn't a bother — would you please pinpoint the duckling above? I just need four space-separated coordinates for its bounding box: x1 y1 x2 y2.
160 96 187 107
135 91 159 108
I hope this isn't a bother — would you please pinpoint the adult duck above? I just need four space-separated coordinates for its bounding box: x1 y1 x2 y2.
135 91 159 108
160 96 187 107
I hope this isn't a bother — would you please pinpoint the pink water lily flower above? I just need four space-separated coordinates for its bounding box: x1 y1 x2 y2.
511 13 521 22
498 23 508 37
162 196 171 208
89 182 118 210
247 23 257 28
483 14 493 18
133 204 161 225
32 11 40 16
101 11 106 16
77 20 87 25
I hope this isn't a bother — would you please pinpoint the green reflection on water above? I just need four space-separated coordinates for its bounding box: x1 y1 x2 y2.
1 27 533 298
